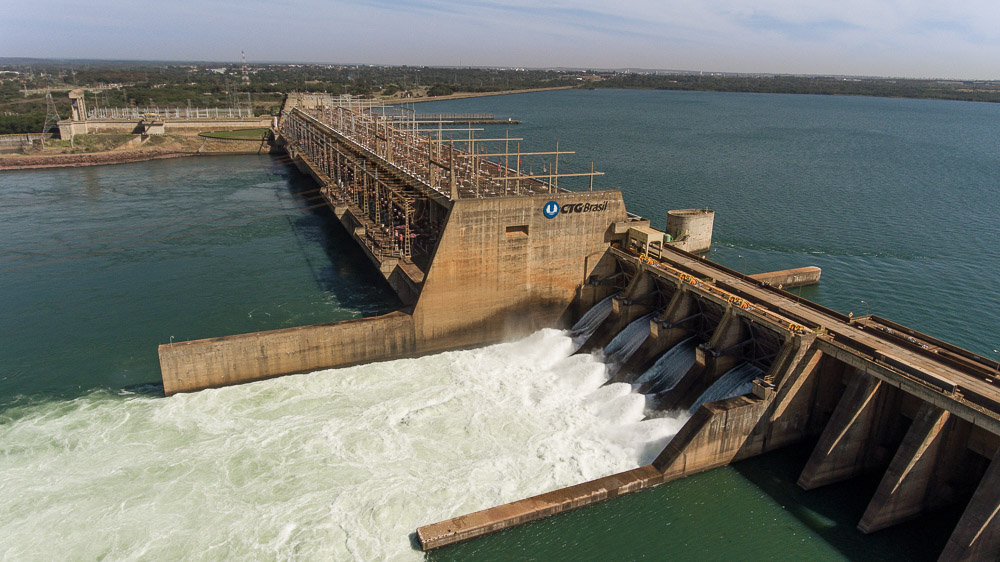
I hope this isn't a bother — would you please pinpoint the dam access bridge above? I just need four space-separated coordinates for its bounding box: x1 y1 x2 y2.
157 94 1000 560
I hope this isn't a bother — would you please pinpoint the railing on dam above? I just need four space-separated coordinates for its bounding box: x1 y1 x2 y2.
408 113 495 121
86 106 256 120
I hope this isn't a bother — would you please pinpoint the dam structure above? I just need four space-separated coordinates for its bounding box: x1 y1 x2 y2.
56 89 272 140
157 94 1000 560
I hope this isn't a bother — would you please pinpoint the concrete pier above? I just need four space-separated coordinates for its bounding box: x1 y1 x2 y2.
858 403 952 533
159 312 416 396
797 372 885 490
750 266 822 288
941 450 1000 561
416 465 663 550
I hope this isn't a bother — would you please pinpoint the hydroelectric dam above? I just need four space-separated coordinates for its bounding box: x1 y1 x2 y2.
157 94 1000 560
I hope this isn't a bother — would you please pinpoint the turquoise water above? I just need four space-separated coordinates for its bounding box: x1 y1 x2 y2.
2 91 998 560
0 155 399 405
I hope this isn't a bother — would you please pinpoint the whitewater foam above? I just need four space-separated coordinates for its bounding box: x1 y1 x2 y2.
0 329 688 561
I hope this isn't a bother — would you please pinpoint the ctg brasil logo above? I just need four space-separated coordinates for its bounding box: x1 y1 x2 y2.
543 201 560 219
543 200 609 219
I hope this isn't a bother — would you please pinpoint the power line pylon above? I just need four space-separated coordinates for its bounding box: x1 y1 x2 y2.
241 50 250 86
42 90 62 143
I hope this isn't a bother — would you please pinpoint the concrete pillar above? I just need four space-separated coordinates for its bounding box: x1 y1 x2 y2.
579 270 656 354
574 252 619 322
763 340 822 449
665 209 714 253
653 394 770 475
940 449 1000 561
699 307 749 385
659 307 748 411
858 403 951 534
798 371 883 490
613 286 688 382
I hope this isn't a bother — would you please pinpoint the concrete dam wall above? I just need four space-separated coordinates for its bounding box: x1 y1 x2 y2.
159 183 628 394
159 312 416 396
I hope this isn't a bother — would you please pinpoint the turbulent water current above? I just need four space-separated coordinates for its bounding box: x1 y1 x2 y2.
0 329 686 560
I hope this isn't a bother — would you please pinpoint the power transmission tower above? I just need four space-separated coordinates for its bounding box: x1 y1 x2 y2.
241 50 250 86
42 91 62 139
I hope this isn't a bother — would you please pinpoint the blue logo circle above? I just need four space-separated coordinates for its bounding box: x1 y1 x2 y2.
543 201 560 219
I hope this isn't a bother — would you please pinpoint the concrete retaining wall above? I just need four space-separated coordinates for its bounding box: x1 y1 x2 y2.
751 266 822 288
0 133 47 152
159 311 416 395
417 465 663 550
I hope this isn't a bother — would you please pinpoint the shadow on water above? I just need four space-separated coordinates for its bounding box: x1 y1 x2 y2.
278 157 402 308
730 442 961 561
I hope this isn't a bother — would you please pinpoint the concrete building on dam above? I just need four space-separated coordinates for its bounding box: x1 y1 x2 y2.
157 94 1000 560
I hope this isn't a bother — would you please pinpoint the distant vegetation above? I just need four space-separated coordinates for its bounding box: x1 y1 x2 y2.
591 73 1000 103
1 58 999 135
0 113 44 135
0 61 577 134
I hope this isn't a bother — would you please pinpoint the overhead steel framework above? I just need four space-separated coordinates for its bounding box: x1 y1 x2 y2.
278 96 605 265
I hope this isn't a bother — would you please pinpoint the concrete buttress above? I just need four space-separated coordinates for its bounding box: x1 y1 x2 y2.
940 449 1000 561
798 371 884 490
614 288 691 383
858 402 952 533
580 270 656 354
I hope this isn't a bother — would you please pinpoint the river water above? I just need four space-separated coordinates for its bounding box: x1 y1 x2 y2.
2 89 998 560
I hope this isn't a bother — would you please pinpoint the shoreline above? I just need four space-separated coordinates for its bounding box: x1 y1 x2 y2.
381 85 575 105
0 145 265 172
0 87 576 171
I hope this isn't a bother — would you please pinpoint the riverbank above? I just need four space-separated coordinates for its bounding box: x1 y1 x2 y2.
0 135 267 171
381 85 575 105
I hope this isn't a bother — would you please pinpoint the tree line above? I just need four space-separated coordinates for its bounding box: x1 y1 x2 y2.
2 60 999 135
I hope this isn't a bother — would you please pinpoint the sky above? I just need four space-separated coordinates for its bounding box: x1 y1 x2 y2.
3 0 999 79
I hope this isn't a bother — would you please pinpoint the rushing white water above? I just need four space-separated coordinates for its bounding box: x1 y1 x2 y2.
0 329 688 561
602 313 655 366
688 363 764 414
569 292 620 343
635 337 698 393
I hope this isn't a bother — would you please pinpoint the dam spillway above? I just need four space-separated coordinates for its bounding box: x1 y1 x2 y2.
156 93 1000 560
417 245 1000 559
